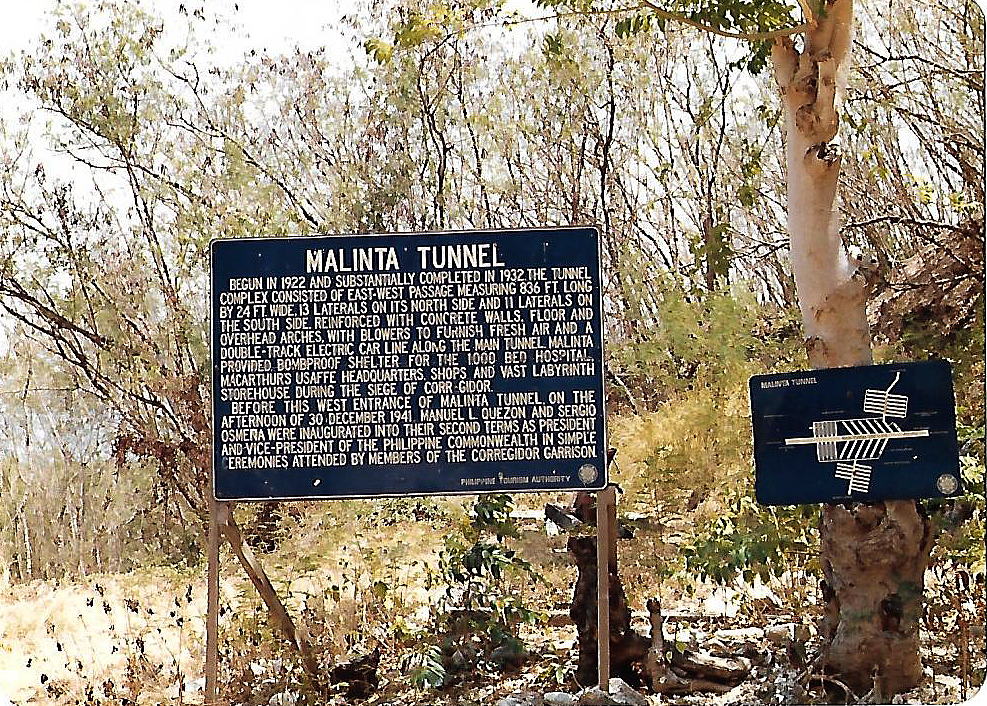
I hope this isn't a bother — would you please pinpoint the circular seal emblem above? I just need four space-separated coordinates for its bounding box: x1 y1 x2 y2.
936 474 960 495
578 464 599 485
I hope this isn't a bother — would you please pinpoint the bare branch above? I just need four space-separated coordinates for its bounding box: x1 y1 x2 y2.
842 215 968 233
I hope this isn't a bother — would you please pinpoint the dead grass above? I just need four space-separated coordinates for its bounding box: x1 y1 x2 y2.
0 495 982 705
0 568 212 704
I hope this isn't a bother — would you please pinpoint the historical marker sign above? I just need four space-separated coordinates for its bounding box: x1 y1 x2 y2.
750 360 961 505
211 227 606 500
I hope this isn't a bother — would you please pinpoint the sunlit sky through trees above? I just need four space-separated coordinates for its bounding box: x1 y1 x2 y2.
2 1 351 58
0 0 544 58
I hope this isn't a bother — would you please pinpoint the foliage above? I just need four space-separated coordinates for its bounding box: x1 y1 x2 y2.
609 248 803 405
530 0 805 71
607 259 819 594
404 494 542 688
0 344 200 579
841 1 984 267
878 271 986 580
922 424 986 697
681 490 820 585
930 449 986 576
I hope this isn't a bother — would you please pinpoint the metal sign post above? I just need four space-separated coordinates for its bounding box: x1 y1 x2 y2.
205 497 220 704
207 227 610 699
596 484 616 692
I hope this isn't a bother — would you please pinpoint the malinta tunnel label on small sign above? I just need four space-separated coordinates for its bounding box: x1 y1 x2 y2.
749 360 961 505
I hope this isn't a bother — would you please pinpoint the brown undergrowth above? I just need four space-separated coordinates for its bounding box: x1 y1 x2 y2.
0 488 981 705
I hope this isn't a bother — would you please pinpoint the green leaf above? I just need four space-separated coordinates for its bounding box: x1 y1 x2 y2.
364 37 393 63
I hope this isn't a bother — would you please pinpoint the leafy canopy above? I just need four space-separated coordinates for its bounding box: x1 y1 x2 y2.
367 0 811 73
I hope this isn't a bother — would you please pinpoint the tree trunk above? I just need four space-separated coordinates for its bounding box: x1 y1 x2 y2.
818 502 935 696
772 0 934 695
567 534 650 687
216 503 322 685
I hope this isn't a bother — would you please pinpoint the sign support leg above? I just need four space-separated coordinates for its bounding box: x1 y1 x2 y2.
205 497 220 704
596 484 616 693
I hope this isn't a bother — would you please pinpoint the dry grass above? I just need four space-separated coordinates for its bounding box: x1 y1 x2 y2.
0 568 211 704
0 489 982 705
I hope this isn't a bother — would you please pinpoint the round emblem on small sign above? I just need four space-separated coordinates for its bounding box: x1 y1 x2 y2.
936 474 959 495
578 464 599 485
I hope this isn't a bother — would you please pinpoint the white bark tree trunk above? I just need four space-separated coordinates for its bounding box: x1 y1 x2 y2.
772 0 867 367
772 0 934 696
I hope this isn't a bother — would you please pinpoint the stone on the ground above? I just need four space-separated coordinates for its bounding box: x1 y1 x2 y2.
577 678 651 706
576 688 613 706
546 609 572 627
496 692 544 706
544 692 578 706
765 623 803 645
269 691 300 706
491 642 527 668
714 627 765 641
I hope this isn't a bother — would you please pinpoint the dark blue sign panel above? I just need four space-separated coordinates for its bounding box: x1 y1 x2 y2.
750 360 960 505
211 228 606 500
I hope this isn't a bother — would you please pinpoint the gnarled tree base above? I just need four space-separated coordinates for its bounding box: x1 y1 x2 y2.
646 598 749 695
568 535 649 687
820 500 935 697
567 537 750 694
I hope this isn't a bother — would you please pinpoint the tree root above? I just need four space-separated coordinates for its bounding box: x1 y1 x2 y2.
645 598 750 695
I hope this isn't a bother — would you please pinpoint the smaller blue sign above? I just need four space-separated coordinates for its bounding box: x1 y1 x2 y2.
750 360 960 505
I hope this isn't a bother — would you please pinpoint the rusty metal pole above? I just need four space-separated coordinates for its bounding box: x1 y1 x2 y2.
596 484 616 693
205 497 220 704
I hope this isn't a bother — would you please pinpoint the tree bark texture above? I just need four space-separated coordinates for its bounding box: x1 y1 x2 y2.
772 0 934 695
818 502 935 694
567 535 649 687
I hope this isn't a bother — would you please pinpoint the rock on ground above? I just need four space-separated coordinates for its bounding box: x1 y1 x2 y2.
498 679 652 706
577 678 652 706
496 692 543 706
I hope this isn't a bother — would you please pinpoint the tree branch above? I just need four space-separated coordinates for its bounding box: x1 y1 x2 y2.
640 0 812 41
842 215 967 234
469 1 812 42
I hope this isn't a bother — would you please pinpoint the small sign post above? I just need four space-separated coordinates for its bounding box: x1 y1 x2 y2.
207 227 608 697
596 484 617 692
205 497 219 705
750 360 961 505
